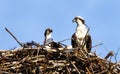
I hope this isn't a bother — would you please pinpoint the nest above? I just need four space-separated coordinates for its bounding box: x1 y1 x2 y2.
0 46 120 74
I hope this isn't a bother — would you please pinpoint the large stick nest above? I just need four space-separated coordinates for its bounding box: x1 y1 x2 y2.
0 46 120 74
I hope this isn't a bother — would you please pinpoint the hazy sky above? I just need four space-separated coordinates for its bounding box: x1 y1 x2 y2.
0 0 120 62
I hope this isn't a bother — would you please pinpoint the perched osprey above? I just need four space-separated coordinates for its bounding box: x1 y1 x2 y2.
44 28 53 46
71 16 92 52
44 28 62 49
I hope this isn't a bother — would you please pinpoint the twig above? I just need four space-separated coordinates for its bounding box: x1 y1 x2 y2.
0 65 2 74
66 66 71 74
58 38 70 43
35 66 43 74
86 67 92 74
70 61 81 74
104 51 114 59
96 69 108 74
5 27 23 47
79 49 88 58
114 48 120 63
92 43 102 48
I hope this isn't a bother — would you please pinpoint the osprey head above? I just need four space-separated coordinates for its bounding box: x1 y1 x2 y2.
72 16 85 24
44 28 53 37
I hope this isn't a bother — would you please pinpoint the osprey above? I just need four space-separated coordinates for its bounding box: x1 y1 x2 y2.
71 16 92 52
44 28 62 49
44 28 53 46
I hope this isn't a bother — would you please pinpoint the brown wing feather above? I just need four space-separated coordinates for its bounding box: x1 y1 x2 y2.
85 35 92 52
71 33 78 48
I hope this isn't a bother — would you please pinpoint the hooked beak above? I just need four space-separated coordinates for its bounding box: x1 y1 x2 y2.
50 29 53 33
48 28 53 33
72 19 76 23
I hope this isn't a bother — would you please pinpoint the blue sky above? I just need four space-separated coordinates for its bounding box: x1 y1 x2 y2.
0 0 120 62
